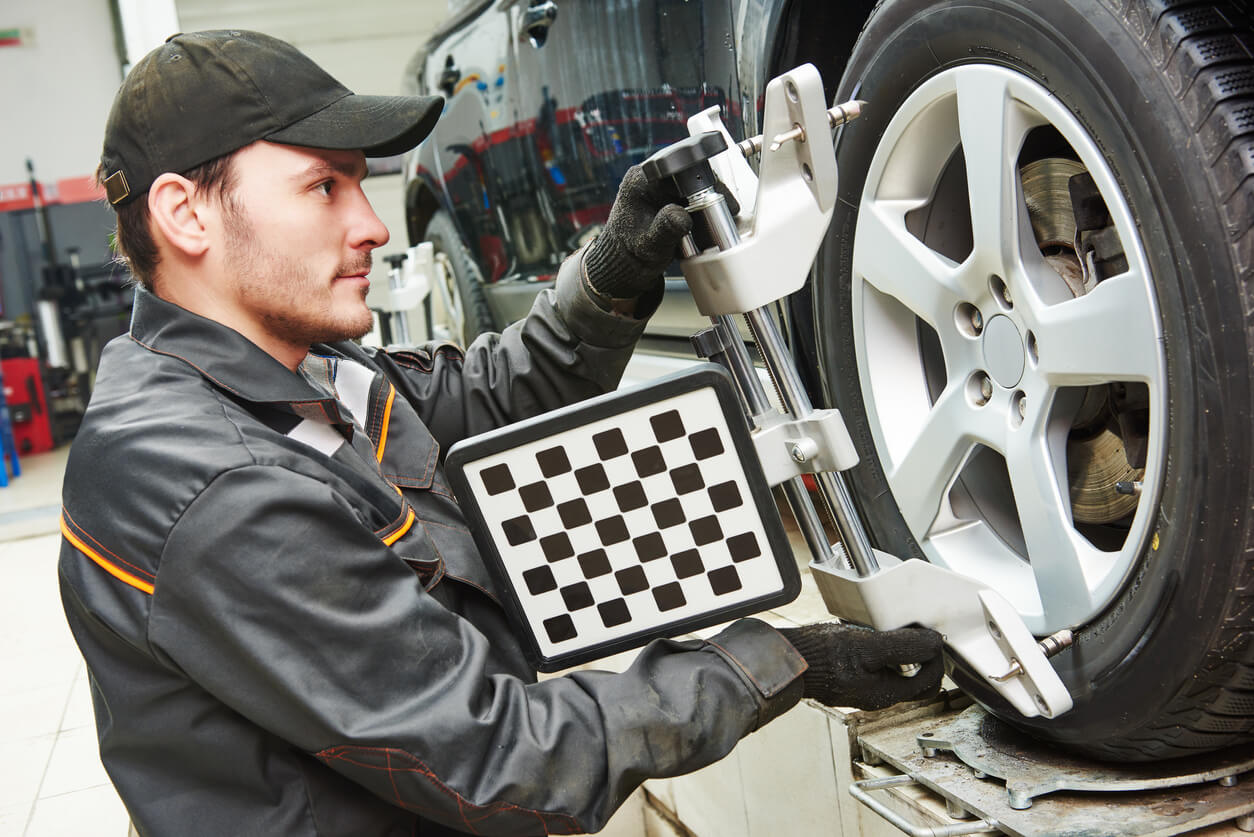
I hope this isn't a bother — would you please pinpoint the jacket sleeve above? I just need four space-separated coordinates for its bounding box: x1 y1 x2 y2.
150 465 805 835
369 247 664 448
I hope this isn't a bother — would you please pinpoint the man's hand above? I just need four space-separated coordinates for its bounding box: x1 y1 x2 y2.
778 623 945 710
582 165 692 302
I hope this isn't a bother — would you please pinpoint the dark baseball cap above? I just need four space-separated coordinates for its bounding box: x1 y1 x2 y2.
100 29 443 206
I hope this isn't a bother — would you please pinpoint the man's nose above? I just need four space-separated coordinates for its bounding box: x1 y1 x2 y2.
350 191 390 250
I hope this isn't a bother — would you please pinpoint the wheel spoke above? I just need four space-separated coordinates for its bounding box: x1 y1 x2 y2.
1004 412 1099 623
854 199 968 329
955 70 1042 274
1033 271 1161 385
886 383 1003 536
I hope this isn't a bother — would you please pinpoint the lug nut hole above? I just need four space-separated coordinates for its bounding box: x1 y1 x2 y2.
956 302 983 337
968 372 994 407
991 275 1013 309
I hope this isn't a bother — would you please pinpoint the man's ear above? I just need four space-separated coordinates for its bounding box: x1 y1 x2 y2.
148 173 210 258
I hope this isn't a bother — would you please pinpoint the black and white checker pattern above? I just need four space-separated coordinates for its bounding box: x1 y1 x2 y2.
446 365 799 671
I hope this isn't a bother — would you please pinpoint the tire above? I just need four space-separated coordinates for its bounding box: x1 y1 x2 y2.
425 210 497 347
815 0 1254 759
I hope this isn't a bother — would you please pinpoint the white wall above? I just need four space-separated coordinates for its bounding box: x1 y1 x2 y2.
0 0 123 186
117 0 181 71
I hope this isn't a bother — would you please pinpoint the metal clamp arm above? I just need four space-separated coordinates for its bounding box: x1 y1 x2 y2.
678 64 839 316
809 553 1074 719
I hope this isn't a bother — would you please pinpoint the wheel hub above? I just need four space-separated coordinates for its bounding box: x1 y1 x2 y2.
982 315 1025 388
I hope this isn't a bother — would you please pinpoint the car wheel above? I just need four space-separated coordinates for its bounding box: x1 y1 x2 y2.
815 0 1254 759
425 210 496 347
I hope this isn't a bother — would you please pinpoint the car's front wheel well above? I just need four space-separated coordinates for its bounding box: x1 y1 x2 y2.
768 0 877 102
405 180 441 247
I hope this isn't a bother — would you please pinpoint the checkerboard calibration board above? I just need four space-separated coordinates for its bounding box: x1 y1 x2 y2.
447 365 800 671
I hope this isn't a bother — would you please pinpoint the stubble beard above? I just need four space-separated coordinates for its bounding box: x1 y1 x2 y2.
223 199 375 350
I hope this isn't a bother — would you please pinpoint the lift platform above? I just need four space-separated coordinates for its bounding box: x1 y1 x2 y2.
844 695 1254 836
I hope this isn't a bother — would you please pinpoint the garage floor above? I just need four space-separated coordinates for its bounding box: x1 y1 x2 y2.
0 445 130 836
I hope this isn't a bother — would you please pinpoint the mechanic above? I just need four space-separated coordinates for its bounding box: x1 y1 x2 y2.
59 30 944 837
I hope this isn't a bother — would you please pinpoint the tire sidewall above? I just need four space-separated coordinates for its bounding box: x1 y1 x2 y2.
817 0 1250 747
426 211 497 347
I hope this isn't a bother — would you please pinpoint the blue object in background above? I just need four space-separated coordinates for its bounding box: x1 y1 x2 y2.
0 364 20 487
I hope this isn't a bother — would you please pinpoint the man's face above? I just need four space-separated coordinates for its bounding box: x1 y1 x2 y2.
215 142 389 352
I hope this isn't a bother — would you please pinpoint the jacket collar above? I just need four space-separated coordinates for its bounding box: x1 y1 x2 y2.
128 286 356 426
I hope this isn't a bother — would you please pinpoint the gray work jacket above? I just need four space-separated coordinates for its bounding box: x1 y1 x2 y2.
58 257 806 836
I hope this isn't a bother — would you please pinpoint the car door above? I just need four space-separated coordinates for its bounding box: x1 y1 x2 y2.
500 0 744 338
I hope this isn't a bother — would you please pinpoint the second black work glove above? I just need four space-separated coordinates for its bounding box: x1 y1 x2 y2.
583 165 692 302
778 623 945 711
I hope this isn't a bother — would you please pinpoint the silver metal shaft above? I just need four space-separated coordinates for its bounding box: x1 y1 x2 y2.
713 315 775 420
742 308 879 577
684 193 879 576
390 313 411 345
738 99 867 159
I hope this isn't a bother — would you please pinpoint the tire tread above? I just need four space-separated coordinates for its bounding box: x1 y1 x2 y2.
1056 0 1254 761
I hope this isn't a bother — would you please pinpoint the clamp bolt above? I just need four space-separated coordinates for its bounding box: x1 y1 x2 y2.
787 437 819 464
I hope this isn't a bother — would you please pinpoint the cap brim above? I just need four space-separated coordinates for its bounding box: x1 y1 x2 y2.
267 93 443 157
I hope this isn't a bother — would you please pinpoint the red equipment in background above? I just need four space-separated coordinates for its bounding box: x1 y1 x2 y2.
1 358 53 455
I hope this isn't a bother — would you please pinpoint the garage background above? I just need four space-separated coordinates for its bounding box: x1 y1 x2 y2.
0 0 447 330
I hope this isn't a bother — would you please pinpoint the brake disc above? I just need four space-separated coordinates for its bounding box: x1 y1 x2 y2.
1021 157 1142 525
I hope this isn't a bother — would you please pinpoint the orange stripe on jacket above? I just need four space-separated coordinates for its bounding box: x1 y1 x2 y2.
382 508 415 546
376 385 397 463
60 516 155 595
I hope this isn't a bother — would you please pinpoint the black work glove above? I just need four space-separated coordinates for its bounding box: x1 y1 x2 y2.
778 623 945 710
583 165 693 302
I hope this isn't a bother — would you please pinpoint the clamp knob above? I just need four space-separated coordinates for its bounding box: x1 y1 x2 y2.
641 131 728 198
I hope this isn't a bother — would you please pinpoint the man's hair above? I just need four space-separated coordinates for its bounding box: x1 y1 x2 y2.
101 154 237 291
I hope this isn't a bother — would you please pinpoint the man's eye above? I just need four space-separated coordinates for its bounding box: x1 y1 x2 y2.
316 180 334 196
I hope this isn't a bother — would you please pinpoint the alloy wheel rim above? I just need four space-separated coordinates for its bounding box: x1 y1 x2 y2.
850 65 1166 633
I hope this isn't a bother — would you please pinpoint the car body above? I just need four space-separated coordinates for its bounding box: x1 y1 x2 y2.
401 0 872 345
